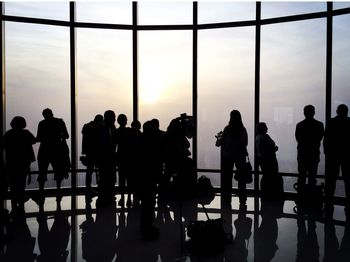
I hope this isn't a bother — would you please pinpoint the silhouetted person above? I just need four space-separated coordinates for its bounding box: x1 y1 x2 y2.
218 110 248 205
96 110 117 206
164 114 196 194
115 114 134 207
3 116 36 210
36 200 70 262
151 118 166 188
0 138 9 220
139 120 163 239
296 211 319 262
232 204 252 262
81 114 103 194
295 105 324 189
4 209 37 262
129 120 142 204
323 104 350 217
36 108 70 202
256 122 283 200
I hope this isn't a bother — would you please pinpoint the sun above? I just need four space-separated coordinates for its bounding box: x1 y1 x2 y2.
140 85 161 104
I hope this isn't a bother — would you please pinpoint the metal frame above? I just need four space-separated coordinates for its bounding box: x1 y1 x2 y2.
1 1 350 188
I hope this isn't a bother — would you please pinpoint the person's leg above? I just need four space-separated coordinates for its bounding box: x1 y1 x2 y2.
297 155 307 190
307 156 320 187
325 155 340 208
221 157 234 197
236 157 247 205
341 159 350 217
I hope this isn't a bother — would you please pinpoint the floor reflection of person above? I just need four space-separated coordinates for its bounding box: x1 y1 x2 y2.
36 200 70 262
296 211 319 262
232 204 252 262
92 202 118 261
80 197 95 261
4 209 37 261
255 200 283 262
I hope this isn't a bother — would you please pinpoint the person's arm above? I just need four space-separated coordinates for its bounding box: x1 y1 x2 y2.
60 119 69 139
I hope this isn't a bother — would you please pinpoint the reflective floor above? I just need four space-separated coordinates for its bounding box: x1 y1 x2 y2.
1 193 349 262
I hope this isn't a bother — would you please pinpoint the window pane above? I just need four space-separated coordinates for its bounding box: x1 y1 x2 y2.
333 14 350 195
138 31 192 131
332 14 350 116
262 2 326 19
76 1 132 24
138 2 192 25
198 1 256 24
334 2 350 10
77 28 133 172
261 19 326 175
5 22 70 188
198 27 255 171
5 2 69 21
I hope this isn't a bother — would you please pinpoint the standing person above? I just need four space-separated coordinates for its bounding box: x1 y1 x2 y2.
81 114 103 194
218 110 248 206
96 110 117 206
139 120 163 239
256 122 283 200
115 114 134 208
36 108 70 203
323 104 350 217
3 116 36 210
295 105 324 189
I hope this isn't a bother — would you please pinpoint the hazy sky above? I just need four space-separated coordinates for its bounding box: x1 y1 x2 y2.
3 1 350 174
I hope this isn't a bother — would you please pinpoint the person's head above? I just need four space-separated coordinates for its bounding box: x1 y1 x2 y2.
336 104 348 117
143 121 153 134
10 116 26 130
93 114 103 125
103 110 116 126
117 114 127 127
131 120 141 130
304 105 315 119
42 108 53 119
229 110 243 127
256 122 268 135
151 118 160 130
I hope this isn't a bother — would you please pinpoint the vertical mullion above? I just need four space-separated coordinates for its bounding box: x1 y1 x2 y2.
133 2 138 122
0 1 5 213
254 3 261 262
0 2 4 138
254 2 261 194
326 2 333 126
69 2 77 262
193 1 198 169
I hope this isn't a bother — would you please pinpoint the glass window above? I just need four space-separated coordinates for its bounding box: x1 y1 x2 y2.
5 1 69 21
198 1 256 24
260 19 326 175
332 14 350 198
198 27 255 173
76 1 132 24
138 2 192 25
332 14 350 116
333 2 350 10
5 22 70 188
76 28 133 172
138 30 192 131
262 2 326 19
